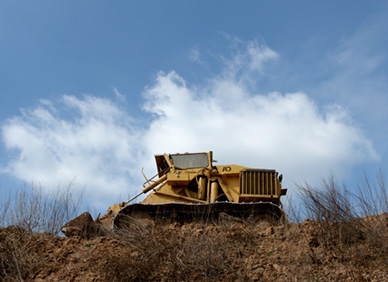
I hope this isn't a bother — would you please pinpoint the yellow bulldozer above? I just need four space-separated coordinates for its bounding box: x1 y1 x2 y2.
61 151 287 237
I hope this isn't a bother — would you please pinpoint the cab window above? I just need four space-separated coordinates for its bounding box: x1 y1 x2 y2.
171 153 208 169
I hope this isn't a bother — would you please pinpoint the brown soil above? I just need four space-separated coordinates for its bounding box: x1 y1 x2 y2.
1 214 388 281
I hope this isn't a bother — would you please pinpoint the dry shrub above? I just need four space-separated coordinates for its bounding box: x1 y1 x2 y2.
297 173 388 264
0 227 43 282
96 219 229 281
354 172 388 264
283 193 303 223
0 182 84 281
297 175 362 249
1 181 83 235
356 171 388 216
0 194 10 228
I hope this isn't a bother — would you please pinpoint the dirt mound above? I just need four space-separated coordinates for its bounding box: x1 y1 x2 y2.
1 214 388 281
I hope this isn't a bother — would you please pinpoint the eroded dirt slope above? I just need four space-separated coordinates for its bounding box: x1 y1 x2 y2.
1 214 388 281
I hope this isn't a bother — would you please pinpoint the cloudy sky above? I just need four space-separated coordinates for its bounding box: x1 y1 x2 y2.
1 1 387 212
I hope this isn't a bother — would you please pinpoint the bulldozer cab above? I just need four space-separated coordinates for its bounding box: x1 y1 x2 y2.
155 152 213 177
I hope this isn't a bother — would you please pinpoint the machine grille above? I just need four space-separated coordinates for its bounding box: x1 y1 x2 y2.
240 169 278 196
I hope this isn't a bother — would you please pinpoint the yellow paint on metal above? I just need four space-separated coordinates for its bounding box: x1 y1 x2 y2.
107 151 286 215
210 182 218 203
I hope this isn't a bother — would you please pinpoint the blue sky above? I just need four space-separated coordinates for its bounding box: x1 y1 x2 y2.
1 1 388 212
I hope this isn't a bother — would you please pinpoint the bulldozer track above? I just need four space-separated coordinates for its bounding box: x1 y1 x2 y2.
113 201 285 228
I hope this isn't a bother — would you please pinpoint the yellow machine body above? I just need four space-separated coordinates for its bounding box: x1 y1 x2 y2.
62 151 287 237
140 151 286 206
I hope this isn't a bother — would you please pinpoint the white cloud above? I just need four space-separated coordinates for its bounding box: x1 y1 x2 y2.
247 41 278 72
113 87 126 102
220 38 279 85
142 71 379 186
0 40 380 210
1 95 145 209
189 45 204 65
